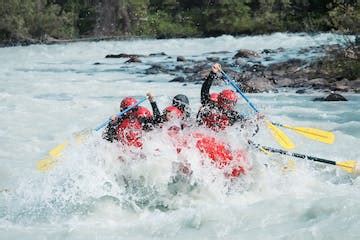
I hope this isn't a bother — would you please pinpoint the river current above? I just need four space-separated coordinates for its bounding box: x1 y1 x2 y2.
0 33 359 240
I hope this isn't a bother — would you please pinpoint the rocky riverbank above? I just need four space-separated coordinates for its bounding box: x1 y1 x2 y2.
105 44 360 94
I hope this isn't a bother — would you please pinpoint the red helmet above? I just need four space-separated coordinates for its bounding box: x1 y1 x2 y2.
209 92 219 103
163 106 183 120
135 106 152 119
120 97 137 110
117 118 143 148
218 89 237 110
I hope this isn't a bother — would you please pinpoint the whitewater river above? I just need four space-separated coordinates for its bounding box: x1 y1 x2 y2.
0 33 359 239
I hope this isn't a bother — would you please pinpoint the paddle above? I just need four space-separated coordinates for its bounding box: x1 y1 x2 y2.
250 141 358 174
220 70 294 149
36 97 147 172
220 70 335 146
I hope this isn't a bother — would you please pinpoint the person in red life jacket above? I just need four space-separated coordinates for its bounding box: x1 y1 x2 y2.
146 92 188 127
116 118 143 148
162 106 185 143
103 97 139 142
197 63 261 133
147 92 188 150
196 92 219 128
134 106 155 131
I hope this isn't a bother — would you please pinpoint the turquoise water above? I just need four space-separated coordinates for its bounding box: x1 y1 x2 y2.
0 33 359 240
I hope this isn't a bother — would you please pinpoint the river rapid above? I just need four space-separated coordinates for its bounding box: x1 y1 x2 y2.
0 33 359 240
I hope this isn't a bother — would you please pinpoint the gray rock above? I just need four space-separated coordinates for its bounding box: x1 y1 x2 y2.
206 51 231 54
149 52 167 56
207 57 220 62
169 77 186 82
233 49 260 59
243 77 275 93
313 93 348 101
261 49 277 54
177 56 186 62
125 56 142 63
145 64 168 74
325 93 348 101
105 53 143 58
296 89 307 94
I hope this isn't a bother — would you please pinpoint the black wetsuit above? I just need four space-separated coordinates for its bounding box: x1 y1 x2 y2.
102 116 126 142
150 101 164 125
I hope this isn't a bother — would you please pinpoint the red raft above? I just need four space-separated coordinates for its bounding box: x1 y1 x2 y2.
192 133 249 177
116 121 250 177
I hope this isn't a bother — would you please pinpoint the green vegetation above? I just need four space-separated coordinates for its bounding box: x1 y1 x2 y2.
0 0 359 44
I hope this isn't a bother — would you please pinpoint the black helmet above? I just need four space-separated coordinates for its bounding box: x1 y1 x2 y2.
172 94 190 118
173 94 189 109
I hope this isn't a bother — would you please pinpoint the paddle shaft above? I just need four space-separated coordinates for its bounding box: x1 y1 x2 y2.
94 97 147 131
220 70 259 113
250 141 336 166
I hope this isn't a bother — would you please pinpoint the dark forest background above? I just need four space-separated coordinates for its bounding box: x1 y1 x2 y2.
1 0 359 44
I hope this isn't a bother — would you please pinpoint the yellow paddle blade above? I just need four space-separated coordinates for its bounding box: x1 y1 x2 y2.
336 160 357 173
36 129 91 172
49 142 68 158
282 125 335 144
36 157 57 172
266 121 295 150
36 142 67 172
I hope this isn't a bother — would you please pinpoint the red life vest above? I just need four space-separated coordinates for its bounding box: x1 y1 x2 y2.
116 118 143 148
194 133 248 177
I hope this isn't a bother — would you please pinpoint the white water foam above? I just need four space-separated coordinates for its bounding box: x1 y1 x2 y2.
0 33 359 239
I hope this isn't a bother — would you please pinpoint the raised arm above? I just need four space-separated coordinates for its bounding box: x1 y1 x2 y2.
200 63 222 105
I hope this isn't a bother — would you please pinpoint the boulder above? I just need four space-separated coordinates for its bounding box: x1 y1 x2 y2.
324 93 348 101
149 52 167 56
105 53 143 58
261 49 277 54
125 56 142 63
313 93 348 101
177 56 186 62
145 64 168 74
295 89 307 94
169 77 186 82
233 49 260 59
243 77 275 93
